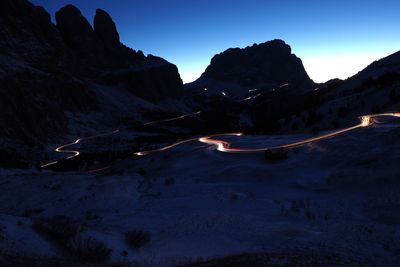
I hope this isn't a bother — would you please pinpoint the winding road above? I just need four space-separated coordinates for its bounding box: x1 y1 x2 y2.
41 130 120 168
41 112 400 168
41 112 201 168
135 113 400 155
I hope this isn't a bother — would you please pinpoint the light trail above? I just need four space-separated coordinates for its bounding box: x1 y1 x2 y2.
41 111 202 168
41 130 120 168
279 83 289 88
42 111 399 168
135 113 399 156
143 111 201 126
134 133 242 156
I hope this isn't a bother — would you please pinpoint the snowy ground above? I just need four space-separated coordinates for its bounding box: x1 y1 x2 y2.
1 123 400 266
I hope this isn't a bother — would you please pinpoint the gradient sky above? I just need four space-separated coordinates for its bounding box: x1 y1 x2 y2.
31 0 400 84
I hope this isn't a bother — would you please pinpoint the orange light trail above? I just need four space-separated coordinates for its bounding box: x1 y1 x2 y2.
41 111 202 168
40 129 119 168
143 111 201 126
135 113 399 155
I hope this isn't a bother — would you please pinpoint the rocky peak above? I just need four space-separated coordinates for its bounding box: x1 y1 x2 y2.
55 5 95 44
0 0 65 68
191 39 314 95
55 4 105 66
94 9 120 51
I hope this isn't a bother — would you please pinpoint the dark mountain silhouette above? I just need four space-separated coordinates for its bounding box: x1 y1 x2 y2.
0 0 183 163
185 42 400 135
187 39 315 97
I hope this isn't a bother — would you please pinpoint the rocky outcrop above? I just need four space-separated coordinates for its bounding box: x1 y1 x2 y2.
0 0 66 70
0 0 98 149
0 0 183 164
94 9 120 51
55 5 106 68
188 39 314 96
99 59 183 102
54 4 183 96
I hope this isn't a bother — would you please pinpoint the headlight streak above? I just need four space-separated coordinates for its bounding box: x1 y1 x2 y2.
135 113 399 155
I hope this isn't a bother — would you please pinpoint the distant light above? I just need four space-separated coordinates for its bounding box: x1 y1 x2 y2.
248 89 258 92
360 116 371 127
314 87 319 91
279 83 289 88
204 88 208 91
222 92 226 96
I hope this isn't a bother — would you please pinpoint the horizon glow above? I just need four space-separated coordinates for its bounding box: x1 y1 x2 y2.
31 0 400 84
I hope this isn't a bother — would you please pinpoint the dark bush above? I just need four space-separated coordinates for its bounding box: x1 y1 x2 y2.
125 230 151 248
32 216 79 245
291 122 298 131
337 106 348 118
33 217 111 263
371 105 382 114
264 148 288 162
0 252 78 267
389 89 397 102
165 177 175 185
67 236 111 262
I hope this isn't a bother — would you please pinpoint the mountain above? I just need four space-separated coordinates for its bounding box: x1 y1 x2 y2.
276 50 400 133
0 0 183 167
186 39 315 98
185 41 400 135
325 50 400 98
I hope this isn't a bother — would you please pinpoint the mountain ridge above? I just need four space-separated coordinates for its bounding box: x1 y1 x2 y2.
0 0 183 166
186 39 315 98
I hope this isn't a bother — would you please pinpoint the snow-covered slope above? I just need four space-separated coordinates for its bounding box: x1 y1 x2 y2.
1 120 400 266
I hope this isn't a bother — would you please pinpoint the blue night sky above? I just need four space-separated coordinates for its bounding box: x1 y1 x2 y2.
31 0 400 83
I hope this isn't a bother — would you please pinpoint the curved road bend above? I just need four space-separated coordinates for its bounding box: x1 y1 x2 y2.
136 113 400 156
41 129 120 168
143 111 201 126
42 112 400 167
41 111 202 168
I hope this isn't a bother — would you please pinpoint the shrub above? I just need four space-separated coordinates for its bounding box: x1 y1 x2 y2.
337 106 348 118
264 149 288 162
33 217 111 263
125 230 151 248
67 236 111 262
371 104 382 114
165 177 175 185
389 89 397 102
23 208 45 217
0 253 78 267
32 216 79 245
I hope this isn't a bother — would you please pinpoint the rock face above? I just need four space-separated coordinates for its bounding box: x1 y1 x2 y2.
0 0 97 149
94 9 120 51
188 39 314 96
53 4 183 98
0 0 183 164
55 5 106 68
